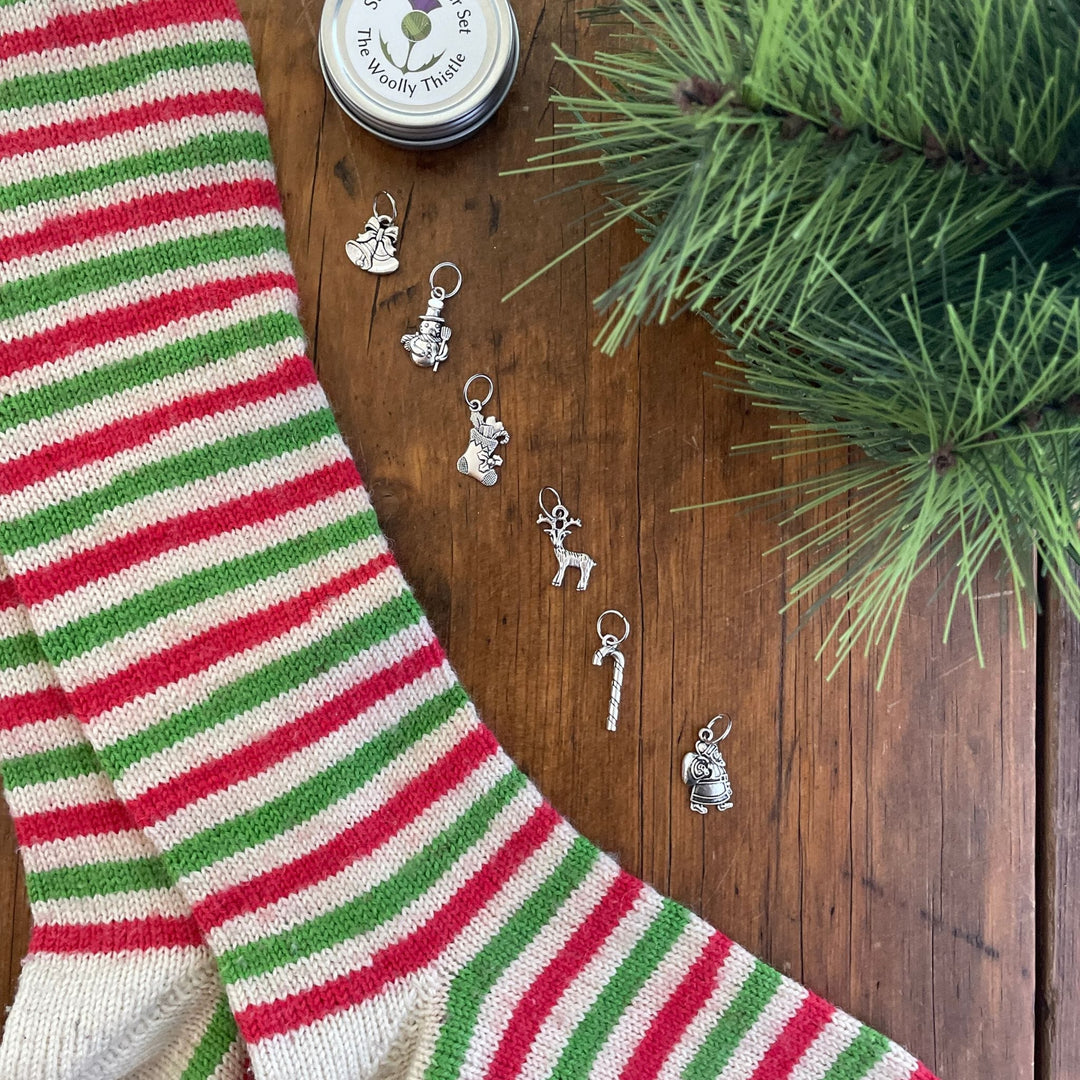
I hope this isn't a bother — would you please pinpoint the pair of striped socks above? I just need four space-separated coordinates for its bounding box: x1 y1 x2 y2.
0 1 938 1078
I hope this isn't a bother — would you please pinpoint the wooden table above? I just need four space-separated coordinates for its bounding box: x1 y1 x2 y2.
1 2 1078 1077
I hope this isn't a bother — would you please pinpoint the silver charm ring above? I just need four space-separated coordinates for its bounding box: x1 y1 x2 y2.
596 609 630 648
463 373 493 410
539 486 566 518
701 714 733 742
373 190 397 223
430 261 463 299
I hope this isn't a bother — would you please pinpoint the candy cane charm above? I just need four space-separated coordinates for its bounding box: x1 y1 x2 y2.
593 610 629 732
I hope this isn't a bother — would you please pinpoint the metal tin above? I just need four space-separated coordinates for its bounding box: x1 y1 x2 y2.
319 0 519 149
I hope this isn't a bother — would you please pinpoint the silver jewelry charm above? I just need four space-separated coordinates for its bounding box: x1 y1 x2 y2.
537 487 596 591
402 262 461 371
682 715 733 814
592 610 628 732
456 374 509 486
346 191 400 274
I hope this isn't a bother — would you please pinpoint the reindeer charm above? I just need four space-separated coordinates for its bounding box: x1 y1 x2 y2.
537 487 596 591
456 375 509 486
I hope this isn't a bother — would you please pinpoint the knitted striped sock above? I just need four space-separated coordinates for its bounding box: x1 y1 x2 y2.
0 1 938 1078
0 571 249 1080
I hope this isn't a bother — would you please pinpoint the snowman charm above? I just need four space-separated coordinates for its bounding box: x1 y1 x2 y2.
402 262 461 372
682 715 733 814
456 374 509 486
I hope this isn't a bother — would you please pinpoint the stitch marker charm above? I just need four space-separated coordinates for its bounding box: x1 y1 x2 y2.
593 610 628 732
537 487 596 591
682 715 734 814
402 262 461 371
345 190 400 274
456 374 509 486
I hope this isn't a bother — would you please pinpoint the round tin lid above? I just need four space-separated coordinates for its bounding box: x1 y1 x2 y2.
320 0 518 146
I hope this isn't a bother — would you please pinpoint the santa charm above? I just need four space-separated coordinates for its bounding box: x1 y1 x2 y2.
456 374 509 486
402 262 461 371
345 191 400 274
682 715 734 814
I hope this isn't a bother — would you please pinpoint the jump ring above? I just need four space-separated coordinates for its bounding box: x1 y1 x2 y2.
373 190 397 222
596 609 629 646
430 261 462 298
463 373 493 410
538 486 562 518
704 714 732 742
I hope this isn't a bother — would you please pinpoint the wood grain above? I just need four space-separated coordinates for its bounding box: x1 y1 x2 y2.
0 1 1057 1077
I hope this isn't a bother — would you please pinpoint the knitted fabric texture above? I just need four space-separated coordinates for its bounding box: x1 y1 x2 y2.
0 572 248 1080
0 2 939 1078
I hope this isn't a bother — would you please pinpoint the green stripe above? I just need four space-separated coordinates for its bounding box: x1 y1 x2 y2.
0 631 43 670
425 836 600 1080
553 899 691 1078
43 509 380 662
0 407 337 553
1 38 254 112
3 742 100 789
163 679 465 877
821 1025 891 1080
5 224 286 320
218 769 527 984
26 856 172 902
0 312 300 435
682 960 783 1080
0 130 271 213
102 589 426 775
180 996 239 1080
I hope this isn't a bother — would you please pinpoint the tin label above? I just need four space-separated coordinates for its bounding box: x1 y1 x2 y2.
345 0 489 105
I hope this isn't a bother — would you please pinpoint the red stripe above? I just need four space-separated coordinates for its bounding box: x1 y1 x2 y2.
618 931 734 1080
0 574 21 608
15 798 135 846
235 802 559 1043
0 271 295 378
0 686 69 731
485 871 644 1080
28 915 204 954
71 551 396 718
194 722 496 930
131 638 447 826
911 1064 939 1080
746 993 835 1080
0 353 314 496
16 457 360 606
0 0 240 60
0 89 264 163
0 177 279 262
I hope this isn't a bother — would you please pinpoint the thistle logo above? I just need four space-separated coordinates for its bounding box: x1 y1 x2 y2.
381 0 445 74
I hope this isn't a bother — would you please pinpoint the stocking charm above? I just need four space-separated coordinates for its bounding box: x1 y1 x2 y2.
456 374 510 486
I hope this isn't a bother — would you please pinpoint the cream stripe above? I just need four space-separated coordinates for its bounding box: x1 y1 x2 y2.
118 623 441 800
518 886 670 1080
864 1046 922 1080
0 333 306 466
660 942 759 1075
81 563 409 743
0 17 248 83
585 915 715 1078
167 688 469 908
0 659 56 697
0 602 39 639
0 158 278 241
0 284 295 398
715 978 810 1080
148 657 458 851
20 827 158 874
55 528 386 686
465 854 630 1079
0 247 291 351
5 203 288 298
29 887 192 925
0 770 124 819
788 1011 864 1080
212 719 509 952
222 779 545 1011
0 0 135 39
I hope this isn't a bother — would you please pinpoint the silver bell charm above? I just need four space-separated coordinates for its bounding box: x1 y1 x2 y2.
682 715 733 814
345 191 400 274
402 262 461 371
